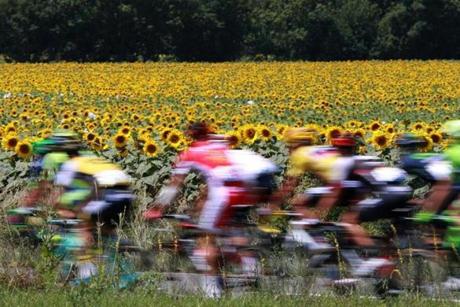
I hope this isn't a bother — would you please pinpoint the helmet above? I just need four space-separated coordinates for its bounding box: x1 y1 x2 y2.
395 133 427 148
284 128 318 145
36 130 81 154
32 138 55 155
442 120 460 139
331 132 357 148
186 121 213 140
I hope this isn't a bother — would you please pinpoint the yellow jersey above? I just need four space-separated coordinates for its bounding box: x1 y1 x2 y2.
287 146 354 183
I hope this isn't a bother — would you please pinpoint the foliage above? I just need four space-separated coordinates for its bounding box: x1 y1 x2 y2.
0 0 459 61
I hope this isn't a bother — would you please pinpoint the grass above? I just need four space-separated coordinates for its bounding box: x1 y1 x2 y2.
1 180 460 305
0 288 457 307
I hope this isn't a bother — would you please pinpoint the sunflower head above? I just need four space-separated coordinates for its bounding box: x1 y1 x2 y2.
225 131 241 148
240 125 257 144
143 139 160 158
85 132 97 143
5 124 17 134
369 121 381 131
429 132 442 144
384 124 396 135
257 125 273 142
370 131 390 150
15 140 33 159
120 126 131 135
352 128 366 141
412 122 425 131
166 130 184 149
2 134 19 151
113 133 128 149
160 128 172 141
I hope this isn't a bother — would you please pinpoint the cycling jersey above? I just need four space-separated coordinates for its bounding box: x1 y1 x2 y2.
225 149 278 187
445 144 460 183
41 152 69 181
173 141 232 180
172 141 274 231
56 156 130 187
287 146 354 183
56 155 132 227
400 153 448 183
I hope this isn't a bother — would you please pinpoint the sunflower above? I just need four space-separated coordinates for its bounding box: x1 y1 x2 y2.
143 139 160 158
86 122 96 131
225 131 241 148
5 123 17 134
425 126 435 134
85 131 97 143
113 133 128 149
370 131 389 150
429 131 442 144
60 122 71 130
417 134 434 152
2 134 19 151
352 128 367 141
240 125 257 144
166 130 184 149
257 125 273 142
384 124 396 135
91 136 106 151
19 113 30 121
15 140 32 159
369 121 381 131
119 126 131 135
411 122 425 132
131 114 141 122
160 128 172 141
62 111 71 120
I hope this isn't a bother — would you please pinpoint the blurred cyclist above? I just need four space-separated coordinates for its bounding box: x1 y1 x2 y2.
144 121 278 297
54 152 133 282
273 128 354 221
396 133 451 217
7 130 81 230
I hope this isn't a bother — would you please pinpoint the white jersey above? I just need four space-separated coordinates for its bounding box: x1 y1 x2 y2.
225 149 278 184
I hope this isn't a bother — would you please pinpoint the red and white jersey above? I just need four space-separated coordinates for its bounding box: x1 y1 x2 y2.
173 141 235 184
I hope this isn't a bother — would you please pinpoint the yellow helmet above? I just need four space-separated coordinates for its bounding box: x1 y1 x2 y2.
284 128 318 145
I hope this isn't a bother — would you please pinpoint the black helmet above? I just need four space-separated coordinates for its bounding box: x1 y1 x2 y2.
395 133 427 148
48 130 82 153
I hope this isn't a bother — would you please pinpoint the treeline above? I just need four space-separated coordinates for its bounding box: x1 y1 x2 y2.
0 0 459 62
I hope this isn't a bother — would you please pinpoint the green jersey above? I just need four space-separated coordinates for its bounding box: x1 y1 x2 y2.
444 144 460 183
42 152 69 181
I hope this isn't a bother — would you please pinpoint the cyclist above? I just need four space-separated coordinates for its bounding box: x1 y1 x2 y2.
274 129 397 275
54 153 134 283
144 121 278 297
420 121 460 246
395 133 451 218
274 129 357 221
7 131 81 231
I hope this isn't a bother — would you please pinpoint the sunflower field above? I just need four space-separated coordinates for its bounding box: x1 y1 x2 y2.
0 61 459 199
